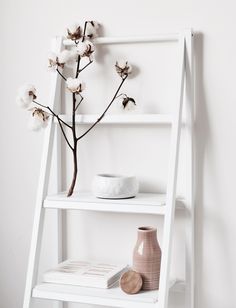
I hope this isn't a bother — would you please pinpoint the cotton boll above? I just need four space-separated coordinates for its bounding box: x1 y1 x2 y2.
16 96 26 108
58 50 73 64
123 98 136 110
86 26 96 38
66 77 85 94
28 108 49 131
58 49 79 66
66 77 85 93
89 53 95 61
67 23 80 33
116 60 127 69
69 49 78 61
28 114 44 131
77 42 88 56
64 50 78 68
86 21 100 38
117 60 132 72
27 102 36 111
16 84 36 109
127 63 132 74
115 60 132 78
66 50 79 66
76 40 95 57
67 23 83 41
16 95 31 108
18 84 36 97
91 21 99 29
48 52 58 68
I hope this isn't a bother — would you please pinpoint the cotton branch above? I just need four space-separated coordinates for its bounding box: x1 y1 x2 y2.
17 20 134 197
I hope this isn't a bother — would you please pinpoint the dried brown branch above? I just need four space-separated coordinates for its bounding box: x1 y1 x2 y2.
56 68 67 81
67 92 78 196
79 60 93 73
56 115 74 151
82 21 88 42
75 95 84 111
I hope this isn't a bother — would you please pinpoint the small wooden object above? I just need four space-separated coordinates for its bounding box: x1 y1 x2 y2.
119 270 143 294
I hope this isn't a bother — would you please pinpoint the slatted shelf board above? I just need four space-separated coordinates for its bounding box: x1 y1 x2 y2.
32 280 181 308
44 192 185 215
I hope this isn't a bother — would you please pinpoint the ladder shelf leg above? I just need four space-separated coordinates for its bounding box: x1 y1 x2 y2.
23 120 55 308
23 37 64 308
184 28 195 308
158 34 185 308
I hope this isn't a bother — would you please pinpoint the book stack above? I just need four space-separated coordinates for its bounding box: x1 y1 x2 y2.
43 260 128 289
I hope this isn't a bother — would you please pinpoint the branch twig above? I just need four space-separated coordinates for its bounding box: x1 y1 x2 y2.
56 68 67 81
33 101 72 129
82 21 88 42
57 116 74 151
75 56 81 78
77 76 128 141
79 60 93 73
75 95 84 112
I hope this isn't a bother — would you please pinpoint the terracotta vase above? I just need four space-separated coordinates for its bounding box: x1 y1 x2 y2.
133 226 162 290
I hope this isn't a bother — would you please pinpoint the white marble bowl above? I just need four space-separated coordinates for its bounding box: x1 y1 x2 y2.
92 174 139 199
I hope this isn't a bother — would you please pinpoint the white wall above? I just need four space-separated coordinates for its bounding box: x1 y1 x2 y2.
1 1 236 308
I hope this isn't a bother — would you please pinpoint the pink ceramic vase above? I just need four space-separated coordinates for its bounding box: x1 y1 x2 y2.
133 226 162 290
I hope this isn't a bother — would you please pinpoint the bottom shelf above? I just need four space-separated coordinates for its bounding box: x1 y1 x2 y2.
32 280 183 308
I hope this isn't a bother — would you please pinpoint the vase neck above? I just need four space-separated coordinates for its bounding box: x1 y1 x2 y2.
137 227 157 241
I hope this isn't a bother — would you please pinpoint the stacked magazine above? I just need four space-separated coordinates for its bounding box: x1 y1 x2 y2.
43 260 128 289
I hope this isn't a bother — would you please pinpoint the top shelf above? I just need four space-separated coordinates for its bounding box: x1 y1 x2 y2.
55 114 174 125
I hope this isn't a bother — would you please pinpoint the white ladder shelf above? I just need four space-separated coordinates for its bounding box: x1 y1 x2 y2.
23 30 194 308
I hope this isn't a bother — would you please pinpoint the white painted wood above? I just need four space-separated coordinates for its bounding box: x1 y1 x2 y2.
32 280 179 308
63 34 179 47
43 192 185 214
49 37 65 308
23 37 64 308
184 29 195 308
23 31 194 308
55 114 174 125
158 35 185 308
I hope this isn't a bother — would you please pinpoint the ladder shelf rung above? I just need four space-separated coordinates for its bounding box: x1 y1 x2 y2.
63 34 179 46
54 114 174 125
32 280 183 308
43 192 185 215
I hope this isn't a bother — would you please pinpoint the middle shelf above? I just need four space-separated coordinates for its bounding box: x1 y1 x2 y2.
44 192 185 215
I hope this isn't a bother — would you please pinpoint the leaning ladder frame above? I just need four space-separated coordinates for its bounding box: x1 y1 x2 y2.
23 30 194 308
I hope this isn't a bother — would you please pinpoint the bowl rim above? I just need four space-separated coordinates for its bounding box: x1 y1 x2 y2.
95 173 137 180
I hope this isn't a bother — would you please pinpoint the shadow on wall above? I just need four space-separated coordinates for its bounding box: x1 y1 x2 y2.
194 31 208 308
194 33 235 307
